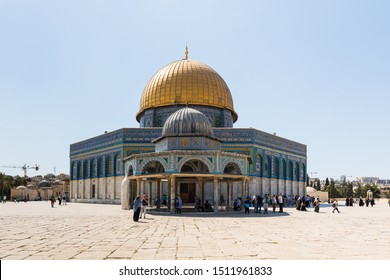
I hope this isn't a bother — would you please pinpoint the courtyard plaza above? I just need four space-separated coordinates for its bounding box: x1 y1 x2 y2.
0 200 389 260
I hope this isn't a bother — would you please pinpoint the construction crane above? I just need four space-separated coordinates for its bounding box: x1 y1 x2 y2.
0 164 39 177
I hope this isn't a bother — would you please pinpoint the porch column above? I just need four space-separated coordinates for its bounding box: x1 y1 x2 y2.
240 179 245 198
103 178 107 200
112 177 116 200
196 178 202 198
213 178 219 213
76 182 79 199
136 178 141 197
169 176 176 214
148 181 152 205
227 182 232 210
156 180 161 209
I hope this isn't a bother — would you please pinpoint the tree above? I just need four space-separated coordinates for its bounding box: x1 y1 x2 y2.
345 182 354 198
325 177 330 187
329 178 336 199
0 173 13 199
12 175 27 188
354 182 363 198
315 180 321 191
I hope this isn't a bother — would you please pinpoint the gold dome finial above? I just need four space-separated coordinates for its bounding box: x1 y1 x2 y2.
185 44 188 60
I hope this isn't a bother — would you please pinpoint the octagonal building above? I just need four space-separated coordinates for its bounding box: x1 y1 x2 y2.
69 49 307 212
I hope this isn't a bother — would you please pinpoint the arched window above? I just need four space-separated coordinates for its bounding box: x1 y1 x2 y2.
282 159 287 179
301 163 306 181
72 162 77 179
127 165 134 176
107 156 113 175
77 162 81 180
98 158 104 177
91 159 97 177
180 159 209 173
142 160 165 174
272 157 279 178
289 161 293 179
223 162 242 175
115 154 121 174
265 156 271 178
295 162 300 181
83 160 88 179
256 154 262 177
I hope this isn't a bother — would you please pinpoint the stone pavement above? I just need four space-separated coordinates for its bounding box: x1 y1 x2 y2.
0 199 389 260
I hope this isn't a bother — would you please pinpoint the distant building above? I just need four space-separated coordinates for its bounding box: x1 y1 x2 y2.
356 177 379 184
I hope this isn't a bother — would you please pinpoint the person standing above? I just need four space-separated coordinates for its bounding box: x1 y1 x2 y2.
257 195 263 214
58 193 62 206
133 197 142 222
140 195 148 219
332 199 340 213
244 196 251 214
278 193 283 213
272 195 277 213
62 194 67 205
176 197 183 214
263 194 269 214
2 195 6 203
252 195 258 213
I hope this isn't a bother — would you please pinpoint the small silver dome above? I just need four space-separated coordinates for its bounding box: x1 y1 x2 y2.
38 180 50 188
162 108 214 137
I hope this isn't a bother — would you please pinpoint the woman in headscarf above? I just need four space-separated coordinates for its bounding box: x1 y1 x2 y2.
133 197 142 222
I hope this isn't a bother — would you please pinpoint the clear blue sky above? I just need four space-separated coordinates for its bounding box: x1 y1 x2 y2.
1 0 389 180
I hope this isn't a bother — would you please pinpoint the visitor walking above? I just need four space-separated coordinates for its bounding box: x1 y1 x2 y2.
50 194 56 208
332 199 340 213
140 195 148 219
2 195 6 203
314 196 321 213
133 197 142 222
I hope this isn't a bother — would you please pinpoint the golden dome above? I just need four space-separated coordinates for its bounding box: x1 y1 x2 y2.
136 59 237 122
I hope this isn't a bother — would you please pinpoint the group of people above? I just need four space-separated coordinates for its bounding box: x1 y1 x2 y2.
194 196 213 212
241 193 325 213
353 197 375 207
132 193 387 220
132 195 149 222
58 193 67 205
237 193 285 214
48 193 67 207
